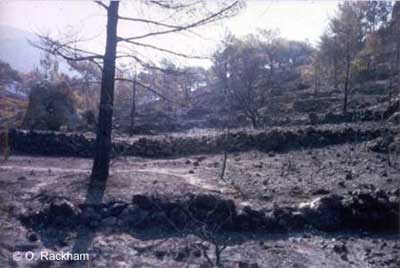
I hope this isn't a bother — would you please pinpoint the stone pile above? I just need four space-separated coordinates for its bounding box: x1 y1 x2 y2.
20 189 399 233
6 125 389 158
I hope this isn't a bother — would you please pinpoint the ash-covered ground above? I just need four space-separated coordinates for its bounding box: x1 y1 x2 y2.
0 136 399 268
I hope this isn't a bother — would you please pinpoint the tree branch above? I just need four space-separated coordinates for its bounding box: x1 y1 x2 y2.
146 0 201 10
94 0 108 10
117 39 210 59
118 1 239 41
32 34 104 63
32 43 102 62
116 53 186 74
118 16 182 29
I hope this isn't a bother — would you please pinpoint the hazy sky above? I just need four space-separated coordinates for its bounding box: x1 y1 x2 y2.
0 0 339 67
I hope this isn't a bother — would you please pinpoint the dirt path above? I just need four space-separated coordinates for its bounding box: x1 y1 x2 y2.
1 165 89 174
0 163 234 194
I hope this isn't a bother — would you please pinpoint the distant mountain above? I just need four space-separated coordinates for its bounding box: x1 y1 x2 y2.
0 25 42 73
0 25 79 76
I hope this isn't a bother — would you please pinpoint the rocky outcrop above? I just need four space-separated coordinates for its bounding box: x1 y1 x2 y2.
20 189 399 233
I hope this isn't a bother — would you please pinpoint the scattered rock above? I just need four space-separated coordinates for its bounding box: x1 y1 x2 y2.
154 250 166 260
299 194 343 231
119 204 149 228
17 176 27 181
345 172 353 180
132 195 153 210
20 190 399 233
196 156 207 162
368 136 393 153
253 163 263 168
26 231 38 242
102 216 118 227
174 247 190 262
107 202 127 216
332 243 348 260
237 261 259 268
311 189 330 195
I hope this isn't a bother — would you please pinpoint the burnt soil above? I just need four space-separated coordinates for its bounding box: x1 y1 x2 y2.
0 132 399 267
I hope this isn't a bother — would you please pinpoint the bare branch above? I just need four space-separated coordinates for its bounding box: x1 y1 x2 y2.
67 80 101 87
116 53 186 74
32 34 103 63
88 58 104 71
118 16 182 29
146 0 201 10
117 39 210 60
94 0 108 10
118 1 240 41
32 43 102 62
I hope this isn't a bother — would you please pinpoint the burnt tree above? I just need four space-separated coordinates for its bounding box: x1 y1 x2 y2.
91 1 119 182
34 0 242 185
130 71 137 136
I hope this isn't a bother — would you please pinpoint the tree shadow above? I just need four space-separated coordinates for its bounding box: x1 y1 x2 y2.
66 179 107 267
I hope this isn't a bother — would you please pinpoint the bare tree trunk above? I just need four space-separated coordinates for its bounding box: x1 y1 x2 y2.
388 39 399 100
85 80 91 109
90 2 119 183
130 72 137 136
333 36 339 90
220 71 231 182
313 64 320 95
343 68 350 115
183 75 191 106
250 115 258 129
220 150 228 179
396 38 400 95
248 107 259 129
343 43 351 115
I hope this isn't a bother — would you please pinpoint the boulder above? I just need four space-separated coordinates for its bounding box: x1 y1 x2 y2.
186 194 236 227
132 194 154 210
48 199 81 220
388 133 400 154
341 190 399 230
119 204 149 228
388 111 400 124
299 194 343 231
20 198 81 228
368 136 394 153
